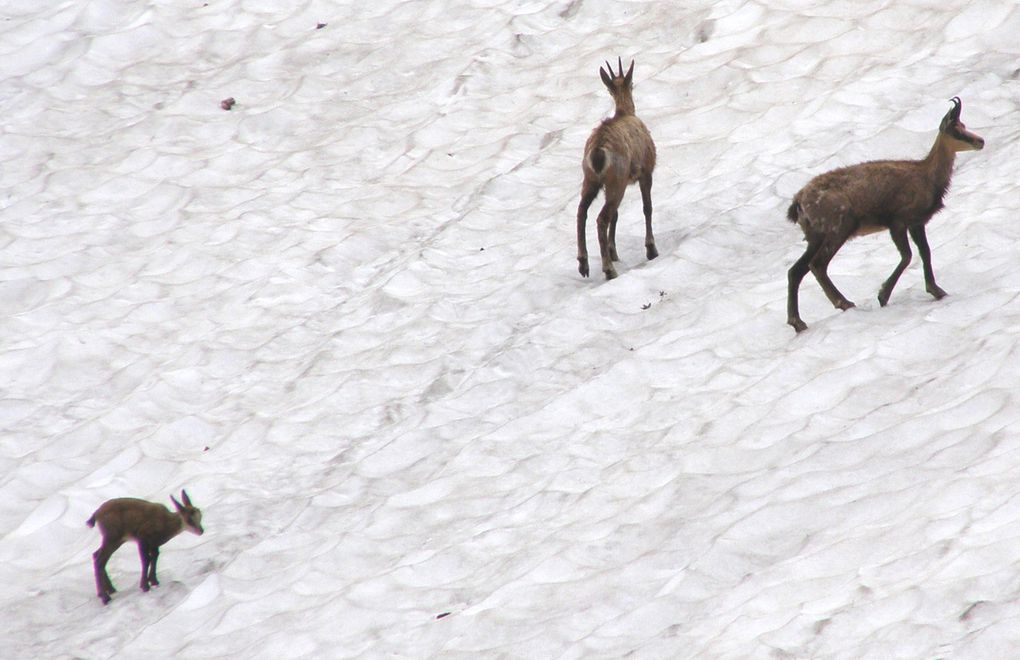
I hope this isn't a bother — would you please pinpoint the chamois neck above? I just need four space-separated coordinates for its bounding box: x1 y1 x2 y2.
613 97 636 118
923 132 958 188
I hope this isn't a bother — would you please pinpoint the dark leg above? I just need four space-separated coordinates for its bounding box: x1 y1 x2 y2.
148 547 160 587
639 174 657 260
608 209 620 262
909 224 946 300
138 543 152 592
878 227 912 306
810 237 855 311
787 236 822 332
576 180 600 278
596 199 620 280
93 543 120 604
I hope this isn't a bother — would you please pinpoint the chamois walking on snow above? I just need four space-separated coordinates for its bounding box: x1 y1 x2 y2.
785 97 984 332
87 490 204 604
576 57 657 280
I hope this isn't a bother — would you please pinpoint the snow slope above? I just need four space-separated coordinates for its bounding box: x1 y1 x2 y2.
2 0 1020 657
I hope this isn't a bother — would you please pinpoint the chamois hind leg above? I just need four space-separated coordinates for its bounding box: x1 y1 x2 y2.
787 235 823 332
909 224 946 300
576 179 601 278
810 234 855 311
608 209 620 261
147 547 160 587
878 226 912 307
138 542 152 592
93 541 121 604
639 173 657 260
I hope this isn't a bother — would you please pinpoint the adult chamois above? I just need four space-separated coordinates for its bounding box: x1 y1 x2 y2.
785 97 984 332
576 57 657 280
87 490 204 604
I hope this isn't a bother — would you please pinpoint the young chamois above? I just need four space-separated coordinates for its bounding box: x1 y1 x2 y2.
785 97 984 332
87 490 203 604
576 57 657 280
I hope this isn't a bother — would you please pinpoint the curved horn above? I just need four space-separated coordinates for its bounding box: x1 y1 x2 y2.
625 59 635 82
617 56 624 77
948 96 962 119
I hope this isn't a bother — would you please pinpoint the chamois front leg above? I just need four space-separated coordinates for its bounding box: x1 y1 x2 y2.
639 173 657 260
576 181 600 278
878 227 912 306
147 547 160 587
596 193 623 280
608 209 620 261
909 224 947 300
138 542 153 592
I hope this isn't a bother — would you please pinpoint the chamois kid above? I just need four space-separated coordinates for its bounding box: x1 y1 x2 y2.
785 97 984 332
87 490 204 604
577 57 657 280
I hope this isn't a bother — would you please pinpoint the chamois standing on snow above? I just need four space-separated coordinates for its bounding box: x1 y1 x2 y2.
785 97 984 332
576 57 658 280
87 490 204 604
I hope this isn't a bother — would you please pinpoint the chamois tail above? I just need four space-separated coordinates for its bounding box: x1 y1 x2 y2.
86 515 96 528
786 201 800 223
588 147 609 177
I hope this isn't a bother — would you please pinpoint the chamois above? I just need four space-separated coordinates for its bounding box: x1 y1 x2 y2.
576 57 657 280
87 490 204 604
785 97 984 332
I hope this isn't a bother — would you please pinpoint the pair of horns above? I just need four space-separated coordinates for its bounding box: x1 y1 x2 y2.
601 56 634 79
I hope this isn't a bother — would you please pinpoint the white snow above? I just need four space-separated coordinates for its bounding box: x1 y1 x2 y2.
2 0 1020 657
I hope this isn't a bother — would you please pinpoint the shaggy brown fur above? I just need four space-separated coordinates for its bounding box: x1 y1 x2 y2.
785 97 984 332
576 58 657 280
87 490 203 604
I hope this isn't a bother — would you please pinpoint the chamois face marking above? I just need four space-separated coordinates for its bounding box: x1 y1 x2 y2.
172 491 204 535
941 97 984 151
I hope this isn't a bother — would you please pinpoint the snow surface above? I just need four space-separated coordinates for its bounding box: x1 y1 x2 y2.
2 0 1020 657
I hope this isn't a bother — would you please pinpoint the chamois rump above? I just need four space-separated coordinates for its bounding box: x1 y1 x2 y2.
87 490 204 604
576 57 657 280
785 97 984 332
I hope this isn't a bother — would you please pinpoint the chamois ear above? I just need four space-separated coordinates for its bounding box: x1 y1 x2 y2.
170 494 184 511
599 64 613 90
940 96 962 132
181 489 192 507
624 59 635 86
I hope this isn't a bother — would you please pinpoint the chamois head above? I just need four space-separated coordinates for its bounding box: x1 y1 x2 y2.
170 489 204 535
599 57 636 117
939 97 984 152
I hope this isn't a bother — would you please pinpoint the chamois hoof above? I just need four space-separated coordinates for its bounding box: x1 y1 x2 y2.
836 299 856 311
928 286 947 300
604 268 618 281
99 593 111 605
646 245 658 260
789 318 808 333
578 259 590 278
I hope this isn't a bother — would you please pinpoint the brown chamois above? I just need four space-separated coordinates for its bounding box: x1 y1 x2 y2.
86 490 204 604
576 57 657 280
785 97 984 332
